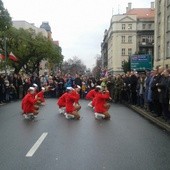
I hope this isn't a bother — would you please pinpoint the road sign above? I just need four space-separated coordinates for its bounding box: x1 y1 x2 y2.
130 54 152 71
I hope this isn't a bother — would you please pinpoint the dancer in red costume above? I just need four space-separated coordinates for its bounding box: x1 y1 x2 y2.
72 85 81 111
22 87 39 119
94 87 111 119
57 87 70 114
36 87 46 105
86 86 101 108
65 87 80 119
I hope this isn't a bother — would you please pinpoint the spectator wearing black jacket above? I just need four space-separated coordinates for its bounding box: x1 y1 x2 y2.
157 69 170 121
0 74 5 105
151 67 163 117
74 74 82 97
129 72 138 105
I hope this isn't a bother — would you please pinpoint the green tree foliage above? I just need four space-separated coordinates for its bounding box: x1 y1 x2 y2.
62 56 86 75
0 0 12 31
0 27 63 74
0 1 63 74
122 58 131 73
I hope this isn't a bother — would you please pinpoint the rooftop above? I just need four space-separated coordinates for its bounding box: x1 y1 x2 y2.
125 8 155 19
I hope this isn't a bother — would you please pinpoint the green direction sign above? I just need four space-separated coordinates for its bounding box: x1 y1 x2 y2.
130 54 152 71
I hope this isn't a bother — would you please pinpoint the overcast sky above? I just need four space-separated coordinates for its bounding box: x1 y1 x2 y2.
4 0 152 69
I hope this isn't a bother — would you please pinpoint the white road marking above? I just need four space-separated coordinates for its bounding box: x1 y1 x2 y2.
26 132 48 157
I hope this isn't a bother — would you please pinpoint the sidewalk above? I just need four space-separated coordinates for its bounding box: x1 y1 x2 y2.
127 104 170 132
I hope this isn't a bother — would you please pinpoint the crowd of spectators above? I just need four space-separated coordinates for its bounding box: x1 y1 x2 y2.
0 66 170 123
0 72 99 104
108 66 170 123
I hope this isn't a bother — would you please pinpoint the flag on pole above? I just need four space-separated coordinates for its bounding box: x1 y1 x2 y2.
0 54 5 60
9 52 18 61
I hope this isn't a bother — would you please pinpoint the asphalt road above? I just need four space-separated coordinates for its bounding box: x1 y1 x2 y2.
0 99 170 170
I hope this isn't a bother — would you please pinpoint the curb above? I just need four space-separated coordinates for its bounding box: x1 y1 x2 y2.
126 104 170 132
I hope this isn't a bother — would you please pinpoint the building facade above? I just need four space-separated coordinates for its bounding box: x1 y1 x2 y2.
107 14 137 73
101 2 155 74
101 29 108 69
40 22 52 40
12 20 48 38
154 0 170 68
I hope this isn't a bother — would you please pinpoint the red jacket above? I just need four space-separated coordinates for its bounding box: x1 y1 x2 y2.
71 90 80 104
91 91 100 107
65 92 77 113
86 89 97 100
36 91 45 102
57 92 68 108
94 91 110 113
22 93 37 113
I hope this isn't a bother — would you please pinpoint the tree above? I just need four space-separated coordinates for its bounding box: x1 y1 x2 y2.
48 43 63 74
92 55 102 79
0 0 12 31
62 56 86 75
0 27 63 74
122 58 131 73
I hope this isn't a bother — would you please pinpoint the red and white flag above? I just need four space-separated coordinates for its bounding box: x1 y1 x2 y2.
9 52 18 61
0 54 5 60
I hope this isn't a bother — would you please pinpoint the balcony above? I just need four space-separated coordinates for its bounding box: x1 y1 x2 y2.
138 42 154 47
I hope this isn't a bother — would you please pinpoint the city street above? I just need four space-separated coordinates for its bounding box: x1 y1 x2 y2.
0 99 170 170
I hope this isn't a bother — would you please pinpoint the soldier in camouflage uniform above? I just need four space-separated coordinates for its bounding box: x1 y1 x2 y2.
114 74 124 103
107 74 115 100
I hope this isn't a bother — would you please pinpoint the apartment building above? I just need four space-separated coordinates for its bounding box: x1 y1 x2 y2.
154 0 170 68
101 2 155 74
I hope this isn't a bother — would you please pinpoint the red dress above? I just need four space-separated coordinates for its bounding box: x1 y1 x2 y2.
57 92 68 108
86 89 97 100
65 93 77 114
37 91 45 103
94 91 110 113
22 93 38 114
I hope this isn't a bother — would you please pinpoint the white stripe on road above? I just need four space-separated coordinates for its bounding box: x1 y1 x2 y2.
26 132 48 157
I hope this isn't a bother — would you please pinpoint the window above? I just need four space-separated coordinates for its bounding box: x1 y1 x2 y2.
168 0 170 5
148 24 152 29
122 48 125 56
122 24 125 30
167 42 170 58
158 22 161 35
128 36 132 43
121 36 125 43
141 36 146 44
128 48 132 56
148 49 152 55
142 24 146 29
158 0 161 13
128 24 132 30
158 46 160 60
168 16 170 31
148 36 153 43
